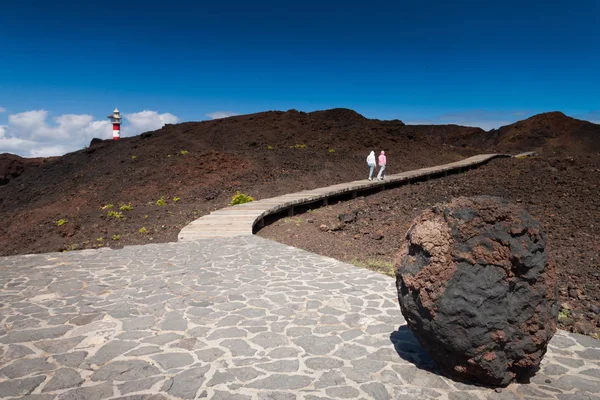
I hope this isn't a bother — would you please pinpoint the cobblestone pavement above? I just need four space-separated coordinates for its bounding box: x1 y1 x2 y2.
1 236 599 400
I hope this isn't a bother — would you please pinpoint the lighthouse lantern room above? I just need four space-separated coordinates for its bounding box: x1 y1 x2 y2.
107 108 122 140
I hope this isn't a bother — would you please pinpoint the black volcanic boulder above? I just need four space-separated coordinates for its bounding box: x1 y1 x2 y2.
395 196 558 387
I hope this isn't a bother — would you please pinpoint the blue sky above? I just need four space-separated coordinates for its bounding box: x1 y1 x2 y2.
1 0 599 156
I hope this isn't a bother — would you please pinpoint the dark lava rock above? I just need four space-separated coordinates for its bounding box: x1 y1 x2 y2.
395 196 558 387
338 210 358 224
89 138 105 146
368 233 384 240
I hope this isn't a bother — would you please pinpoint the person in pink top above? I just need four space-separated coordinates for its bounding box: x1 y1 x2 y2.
377 150 387 180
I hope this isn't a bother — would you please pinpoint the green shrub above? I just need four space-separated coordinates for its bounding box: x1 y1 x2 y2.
63 243 79 252
107 211 124 219
139 227 147 234
173 197 181 202
156 196 167 207
101 204 114 210
57 219 68 227
180 150 189 155
329 149 335 153
267 145 273 150
119 203 133 211
112 234 121 240
230 191 254 205
558 309 570 321
131 155 137 160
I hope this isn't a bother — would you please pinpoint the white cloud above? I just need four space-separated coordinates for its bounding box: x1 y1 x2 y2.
8 111 101 141
124 110 179 136
205 111 238 120
0 135 38 155
30 145 71 158
0 106 6 113
0 109 179 157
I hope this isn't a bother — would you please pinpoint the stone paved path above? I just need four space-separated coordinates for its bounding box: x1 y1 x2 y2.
1 236 599 399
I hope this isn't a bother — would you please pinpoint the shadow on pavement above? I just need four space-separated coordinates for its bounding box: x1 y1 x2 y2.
390 325 439 373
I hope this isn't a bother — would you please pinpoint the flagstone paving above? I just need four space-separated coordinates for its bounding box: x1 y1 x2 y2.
1 236 599 399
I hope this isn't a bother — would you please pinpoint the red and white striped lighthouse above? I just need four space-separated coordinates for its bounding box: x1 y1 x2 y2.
107 108 122 140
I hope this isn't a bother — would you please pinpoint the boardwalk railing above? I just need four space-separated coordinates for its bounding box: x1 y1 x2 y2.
178 153 515 241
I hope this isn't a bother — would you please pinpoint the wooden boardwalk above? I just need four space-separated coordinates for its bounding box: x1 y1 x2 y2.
178 153 511 241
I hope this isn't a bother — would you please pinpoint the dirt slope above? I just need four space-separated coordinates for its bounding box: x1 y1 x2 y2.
471 112 600 154
0 108 479 256
0 153 53 185
1 108 598 257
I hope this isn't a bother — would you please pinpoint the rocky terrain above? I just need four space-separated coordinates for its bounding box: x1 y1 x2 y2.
0 108 483 256
0 153 52 186
1 108 598 336
258 154 600 337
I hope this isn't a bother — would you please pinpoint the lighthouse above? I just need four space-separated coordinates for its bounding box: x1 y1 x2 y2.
107 108 122 140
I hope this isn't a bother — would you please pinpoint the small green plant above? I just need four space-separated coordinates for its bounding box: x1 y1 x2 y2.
290 143 307 149
107 211 124 219
112 234 121 241
180 150 189 155
57 219 68 227
63 243 79 252
101 204 114 210
144 215 149 219
329 149 335 153
267 145 273 150
230 191 254 205
284 216 303 226
558 309 570 321
131 155 137 160
97 237 103 242
119 203 133 211
173 197 181 202
156 196 167 207
139 227 147 234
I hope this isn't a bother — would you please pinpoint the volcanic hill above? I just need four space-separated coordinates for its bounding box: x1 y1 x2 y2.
471 111 600 153
0 108 598 257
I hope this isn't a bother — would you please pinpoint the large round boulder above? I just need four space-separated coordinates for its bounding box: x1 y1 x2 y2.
395 196 558 386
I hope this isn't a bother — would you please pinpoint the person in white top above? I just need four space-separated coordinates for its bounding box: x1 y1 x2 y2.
366 150 376 180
